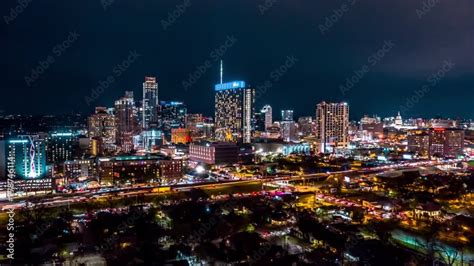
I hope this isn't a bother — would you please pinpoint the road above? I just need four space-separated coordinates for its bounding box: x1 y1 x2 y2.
0 159 461 211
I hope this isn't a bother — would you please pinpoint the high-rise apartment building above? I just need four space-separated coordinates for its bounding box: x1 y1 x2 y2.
444 129 465 158
360 115 384 140
159 101 187 135
315 102 349 153
281 110 294 121
429 128 464 158
255 112 266 133
215 81 255 143
142 76 159 129
280 121 298 142
280 110 295 142
115 91 138 152
297 116 313 138
46 132 75 163
88 107 116 153
261 105 273 129
407 130 430 158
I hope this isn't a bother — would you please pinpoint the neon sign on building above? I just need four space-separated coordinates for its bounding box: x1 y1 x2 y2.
7 136 47 179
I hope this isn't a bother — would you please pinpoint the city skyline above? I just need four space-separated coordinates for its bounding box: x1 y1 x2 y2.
2 1 474 264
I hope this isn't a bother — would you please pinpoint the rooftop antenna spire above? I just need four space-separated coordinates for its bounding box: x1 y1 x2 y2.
220 60 223 84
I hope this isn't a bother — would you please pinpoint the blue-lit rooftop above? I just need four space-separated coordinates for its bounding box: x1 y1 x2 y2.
215 81 246 91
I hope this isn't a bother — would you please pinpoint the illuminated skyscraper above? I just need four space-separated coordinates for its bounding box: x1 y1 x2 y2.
159 101 187 134
281 110 294 121
280 121 297 142
255 112 266 133
261 105 273 129
280 109 296 142
88 107 116 153
407 130 430 158
115 91 138 152
443 128 464 158
186 113 203 131
142 76 159 129
214 81 255 143
316 102 349 153
297 116 313 137
46 132 75 163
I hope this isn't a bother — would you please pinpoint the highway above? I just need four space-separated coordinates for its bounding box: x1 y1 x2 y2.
0 159 462 211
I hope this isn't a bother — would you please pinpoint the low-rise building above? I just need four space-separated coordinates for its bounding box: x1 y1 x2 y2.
189 142 239 165
97 155 183 185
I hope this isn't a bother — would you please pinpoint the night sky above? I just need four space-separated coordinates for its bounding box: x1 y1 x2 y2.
1 0 473 119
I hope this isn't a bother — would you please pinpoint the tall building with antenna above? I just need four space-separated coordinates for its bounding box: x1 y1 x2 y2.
220 60 223 84
215 81 255 143
214 62 255 143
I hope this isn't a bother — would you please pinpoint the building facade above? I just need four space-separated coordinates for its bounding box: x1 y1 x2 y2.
297 116 314 138
171 128 191 144
97 155 183 185
0 136 52 194
215 81 255 143
63 159 97 181
0 136 48 179
407 130 430 158
315 102 350 153
189 142 239 165
46 132 75 164
133 129 163 152
281 110 294 121
159 101 187 135
88 107 116 153
115 91 138 152
261 105 273 130
142 76 159 129
429 128 464 158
